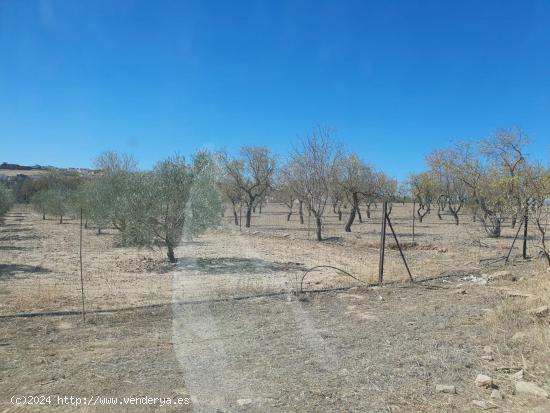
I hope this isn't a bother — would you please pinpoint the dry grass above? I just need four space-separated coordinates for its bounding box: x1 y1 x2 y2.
9 284 65 313
485 266 550 396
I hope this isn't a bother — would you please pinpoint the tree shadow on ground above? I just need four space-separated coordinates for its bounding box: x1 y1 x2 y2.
0 264 50 281
0 234 41 241
0 246 32 251
0 227 33 233
177 257 304 275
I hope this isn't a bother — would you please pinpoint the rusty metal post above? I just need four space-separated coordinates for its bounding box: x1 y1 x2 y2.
386 214 413 281
79 208 86 322
378 201 388 284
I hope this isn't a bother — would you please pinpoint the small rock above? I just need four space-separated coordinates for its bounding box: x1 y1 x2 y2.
481 355 494 361
436 384 456 394
457 289 467 294
527 305 549 317
514 381 549 398
237 398 253 406
472 399 497 410
475 374 493 388
512 370 524 381
490 389 503 400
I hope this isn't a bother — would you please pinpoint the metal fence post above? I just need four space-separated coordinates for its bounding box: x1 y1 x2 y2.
378 201 388 284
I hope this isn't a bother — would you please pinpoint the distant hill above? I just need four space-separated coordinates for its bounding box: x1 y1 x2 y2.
0 162 48 171
0 162 96 179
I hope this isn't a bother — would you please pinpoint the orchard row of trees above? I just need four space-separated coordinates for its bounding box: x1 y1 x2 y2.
0 184 16 220
410 129 550 263
30 152 222 263
219 126 401 240
7 126 548 263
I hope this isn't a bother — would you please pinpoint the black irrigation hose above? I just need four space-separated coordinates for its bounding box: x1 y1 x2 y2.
300 265 367 293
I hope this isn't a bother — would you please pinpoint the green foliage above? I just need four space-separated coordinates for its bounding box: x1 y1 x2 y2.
69 180 111 232
118 153 222 262
0 184 15 218
30 191 48 218
34 189 70 223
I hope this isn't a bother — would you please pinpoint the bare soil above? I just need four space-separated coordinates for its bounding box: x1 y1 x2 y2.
1 204 549 412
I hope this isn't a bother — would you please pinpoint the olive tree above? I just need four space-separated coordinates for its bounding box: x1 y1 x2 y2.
30 190 49 220
286 127 342 241
0 184 15 220
73 179 112 234
121 153 222 263
221 146 276 228
93 151 139 232
42 189 69 223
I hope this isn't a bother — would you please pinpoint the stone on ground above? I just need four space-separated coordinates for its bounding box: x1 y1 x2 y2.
475 374 493 388
436 384 456 394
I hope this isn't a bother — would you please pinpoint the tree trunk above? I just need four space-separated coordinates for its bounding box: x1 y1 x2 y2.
357 206 363 223
522 211 529 260
233 209 239 226
345 207 356 232
42 212 45 220
315 215 322 241
417 205 428 223
487 219 501 238
287 211 292 221
245 206 252 228
59 215 63 224
511 215 517 229
338 207 342 221
299 200 304 224
97 227 102 235
366 204 371 219
167 245 176 263
452 211 459 225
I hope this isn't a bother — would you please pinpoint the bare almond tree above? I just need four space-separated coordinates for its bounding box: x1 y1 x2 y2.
524 164 550 265
427 149 468 225
409 172 436 222
219 177 243 226
221 146 276 228
287 127 342 241
336 154 376 232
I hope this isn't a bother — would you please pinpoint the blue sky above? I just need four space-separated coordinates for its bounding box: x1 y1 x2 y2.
1 0 549 180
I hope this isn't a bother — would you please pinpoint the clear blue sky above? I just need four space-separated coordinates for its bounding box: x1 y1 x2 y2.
1 0 549 180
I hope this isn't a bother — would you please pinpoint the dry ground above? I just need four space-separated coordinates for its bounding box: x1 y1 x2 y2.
1 204 549 412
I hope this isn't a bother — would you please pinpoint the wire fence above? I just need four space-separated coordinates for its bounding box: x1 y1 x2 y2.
1 202 548 318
